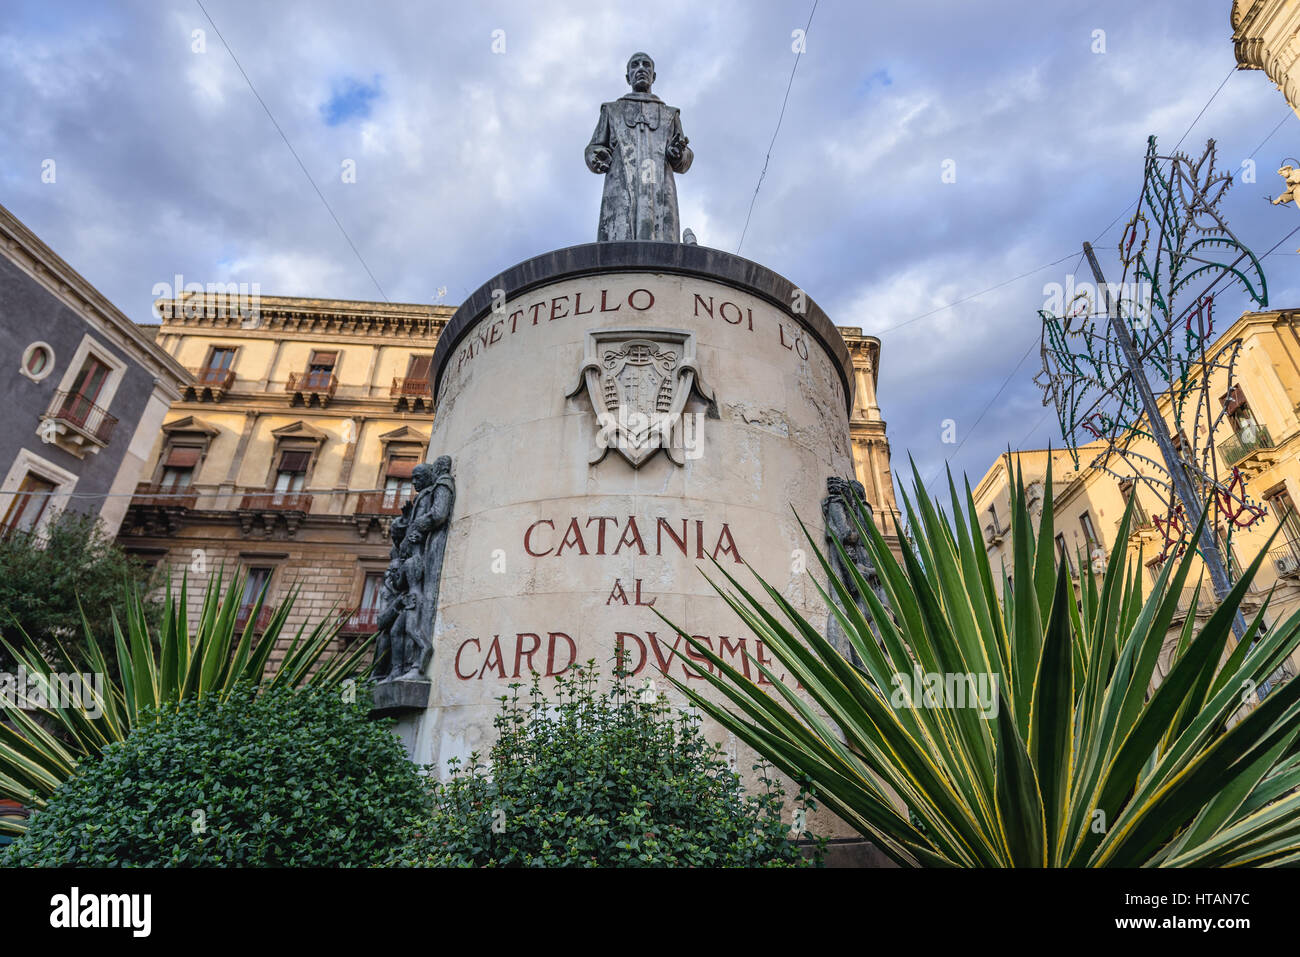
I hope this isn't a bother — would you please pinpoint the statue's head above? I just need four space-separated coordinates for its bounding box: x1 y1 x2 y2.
827 476 872 514
626 52 655 93
412 463 435 490
431 455 451 476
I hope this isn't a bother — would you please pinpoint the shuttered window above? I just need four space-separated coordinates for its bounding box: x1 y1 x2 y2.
278 449 311 473
164 446 201 468
406 354 433 380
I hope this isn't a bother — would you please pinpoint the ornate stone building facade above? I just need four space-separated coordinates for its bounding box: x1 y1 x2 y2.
121 291 898 653
1232 0 1300 118
118 293 452 648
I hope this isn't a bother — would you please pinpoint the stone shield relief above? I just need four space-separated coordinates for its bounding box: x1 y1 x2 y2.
567 327 714 467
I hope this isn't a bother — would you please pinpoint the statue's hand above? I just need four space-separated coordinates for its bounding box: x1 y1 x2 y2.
588 147 612 173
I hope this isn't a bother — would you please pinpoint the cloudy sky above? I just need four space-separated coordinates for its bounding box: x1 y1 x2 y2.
2 0 1297 497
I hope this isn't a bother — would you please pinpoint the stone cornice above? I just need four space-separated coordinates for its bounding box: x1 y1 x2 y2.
841 331 881 389
0 201 189 395
155 294 452 341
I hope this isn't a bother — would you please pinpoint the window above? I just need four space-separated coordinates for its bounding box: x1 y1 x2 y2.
405 354 433 382
1 472 57 539
1224 386 1257 436
1268 488 1300 562
20 342 54 382
236 566 273 628
360 572 384 612
1055 533 1070 570
273 449 310 501
1118 479 1148 526
305 351 336 390
344 571 386 633
158 446 201 490
1146 554 1165 587
58 356 112 428
41 334 126 455
383 455 418 508
198 347 237 387
1079 512 1099 548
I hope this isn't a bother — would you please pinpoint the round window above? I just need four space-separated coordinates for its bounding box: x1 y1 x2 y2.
26 347 49 375
20 342 54 382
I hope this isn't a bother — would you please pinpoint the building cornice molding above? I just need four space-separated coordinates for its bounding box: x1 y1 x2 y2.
155 295 452 341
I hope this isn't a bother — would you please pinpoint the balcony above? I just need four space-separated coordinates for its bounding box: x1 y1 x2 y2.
40 390 118 453
340 606 381 635
355 490 411 516
983 522 1009 547
1172 585 1218 623
239 492 313 511
185 366 236 400
286 370 337 407
391 376 433 411
234 605 275 632
1218 424 1276 468
131 483 199 510
1270 545 1300 579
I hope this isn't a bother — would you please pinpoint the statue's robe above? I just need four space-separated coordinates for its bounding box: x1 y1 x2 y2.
586 92 693 242
416 473 455 651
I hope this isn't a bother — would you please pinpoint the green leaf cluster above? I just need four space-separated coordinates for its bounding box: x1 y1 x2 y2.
392 661 818 867
665 459 1300 867
0 568 372 831
4 683 427 866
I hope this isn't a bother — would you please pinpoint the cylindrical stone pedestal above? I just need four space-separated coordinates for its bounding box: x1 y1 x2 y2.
407 242 858 807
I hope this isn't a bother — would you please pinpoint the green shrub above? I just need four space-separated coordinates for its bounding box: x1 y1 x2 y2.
0 511 159 670
392 662 818 867
4 683 429 867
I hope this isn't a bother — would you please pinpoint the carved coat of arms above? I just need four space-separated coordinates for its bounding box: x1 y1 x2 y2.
567 328 713 467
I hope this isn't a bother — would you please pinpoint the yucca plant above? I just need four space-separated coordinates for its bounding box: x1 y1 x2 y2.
0 569 373 834
663 460 1300 867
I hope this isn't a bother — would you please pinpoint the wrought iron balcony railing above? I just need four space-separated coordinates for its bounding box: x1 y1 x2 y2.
285 371 337 402
49 390 118 444
238 492 313 511
1218 424 1274 466
1270 544 1300 579
188 365 236 394
391 376 433 400
130 483 198 510
355 490 412 515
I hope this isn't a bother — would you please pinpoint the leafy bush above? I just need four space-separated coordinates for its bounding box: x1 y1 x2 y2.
0 569 370 829
0 511 158 668
4 683 429 866
392 661 817 867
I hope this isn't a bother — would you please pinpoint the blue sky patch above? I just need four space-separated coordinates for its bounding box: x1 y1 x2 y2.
320 75 383 126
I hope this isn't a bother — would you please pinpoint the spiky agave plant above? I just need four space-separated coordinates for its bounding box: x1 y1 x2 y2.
663 460 1300 867
0 569 373 833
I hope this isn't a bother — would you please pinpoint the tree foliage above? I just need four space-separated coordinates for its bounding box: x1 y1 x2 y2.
0 511 157 668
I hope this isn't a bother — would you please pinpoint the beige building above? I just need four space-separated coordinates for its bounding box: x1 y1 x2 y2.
119 293 453 644
1233 0 1300 119
119 291 897 650
973 307 1300 686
